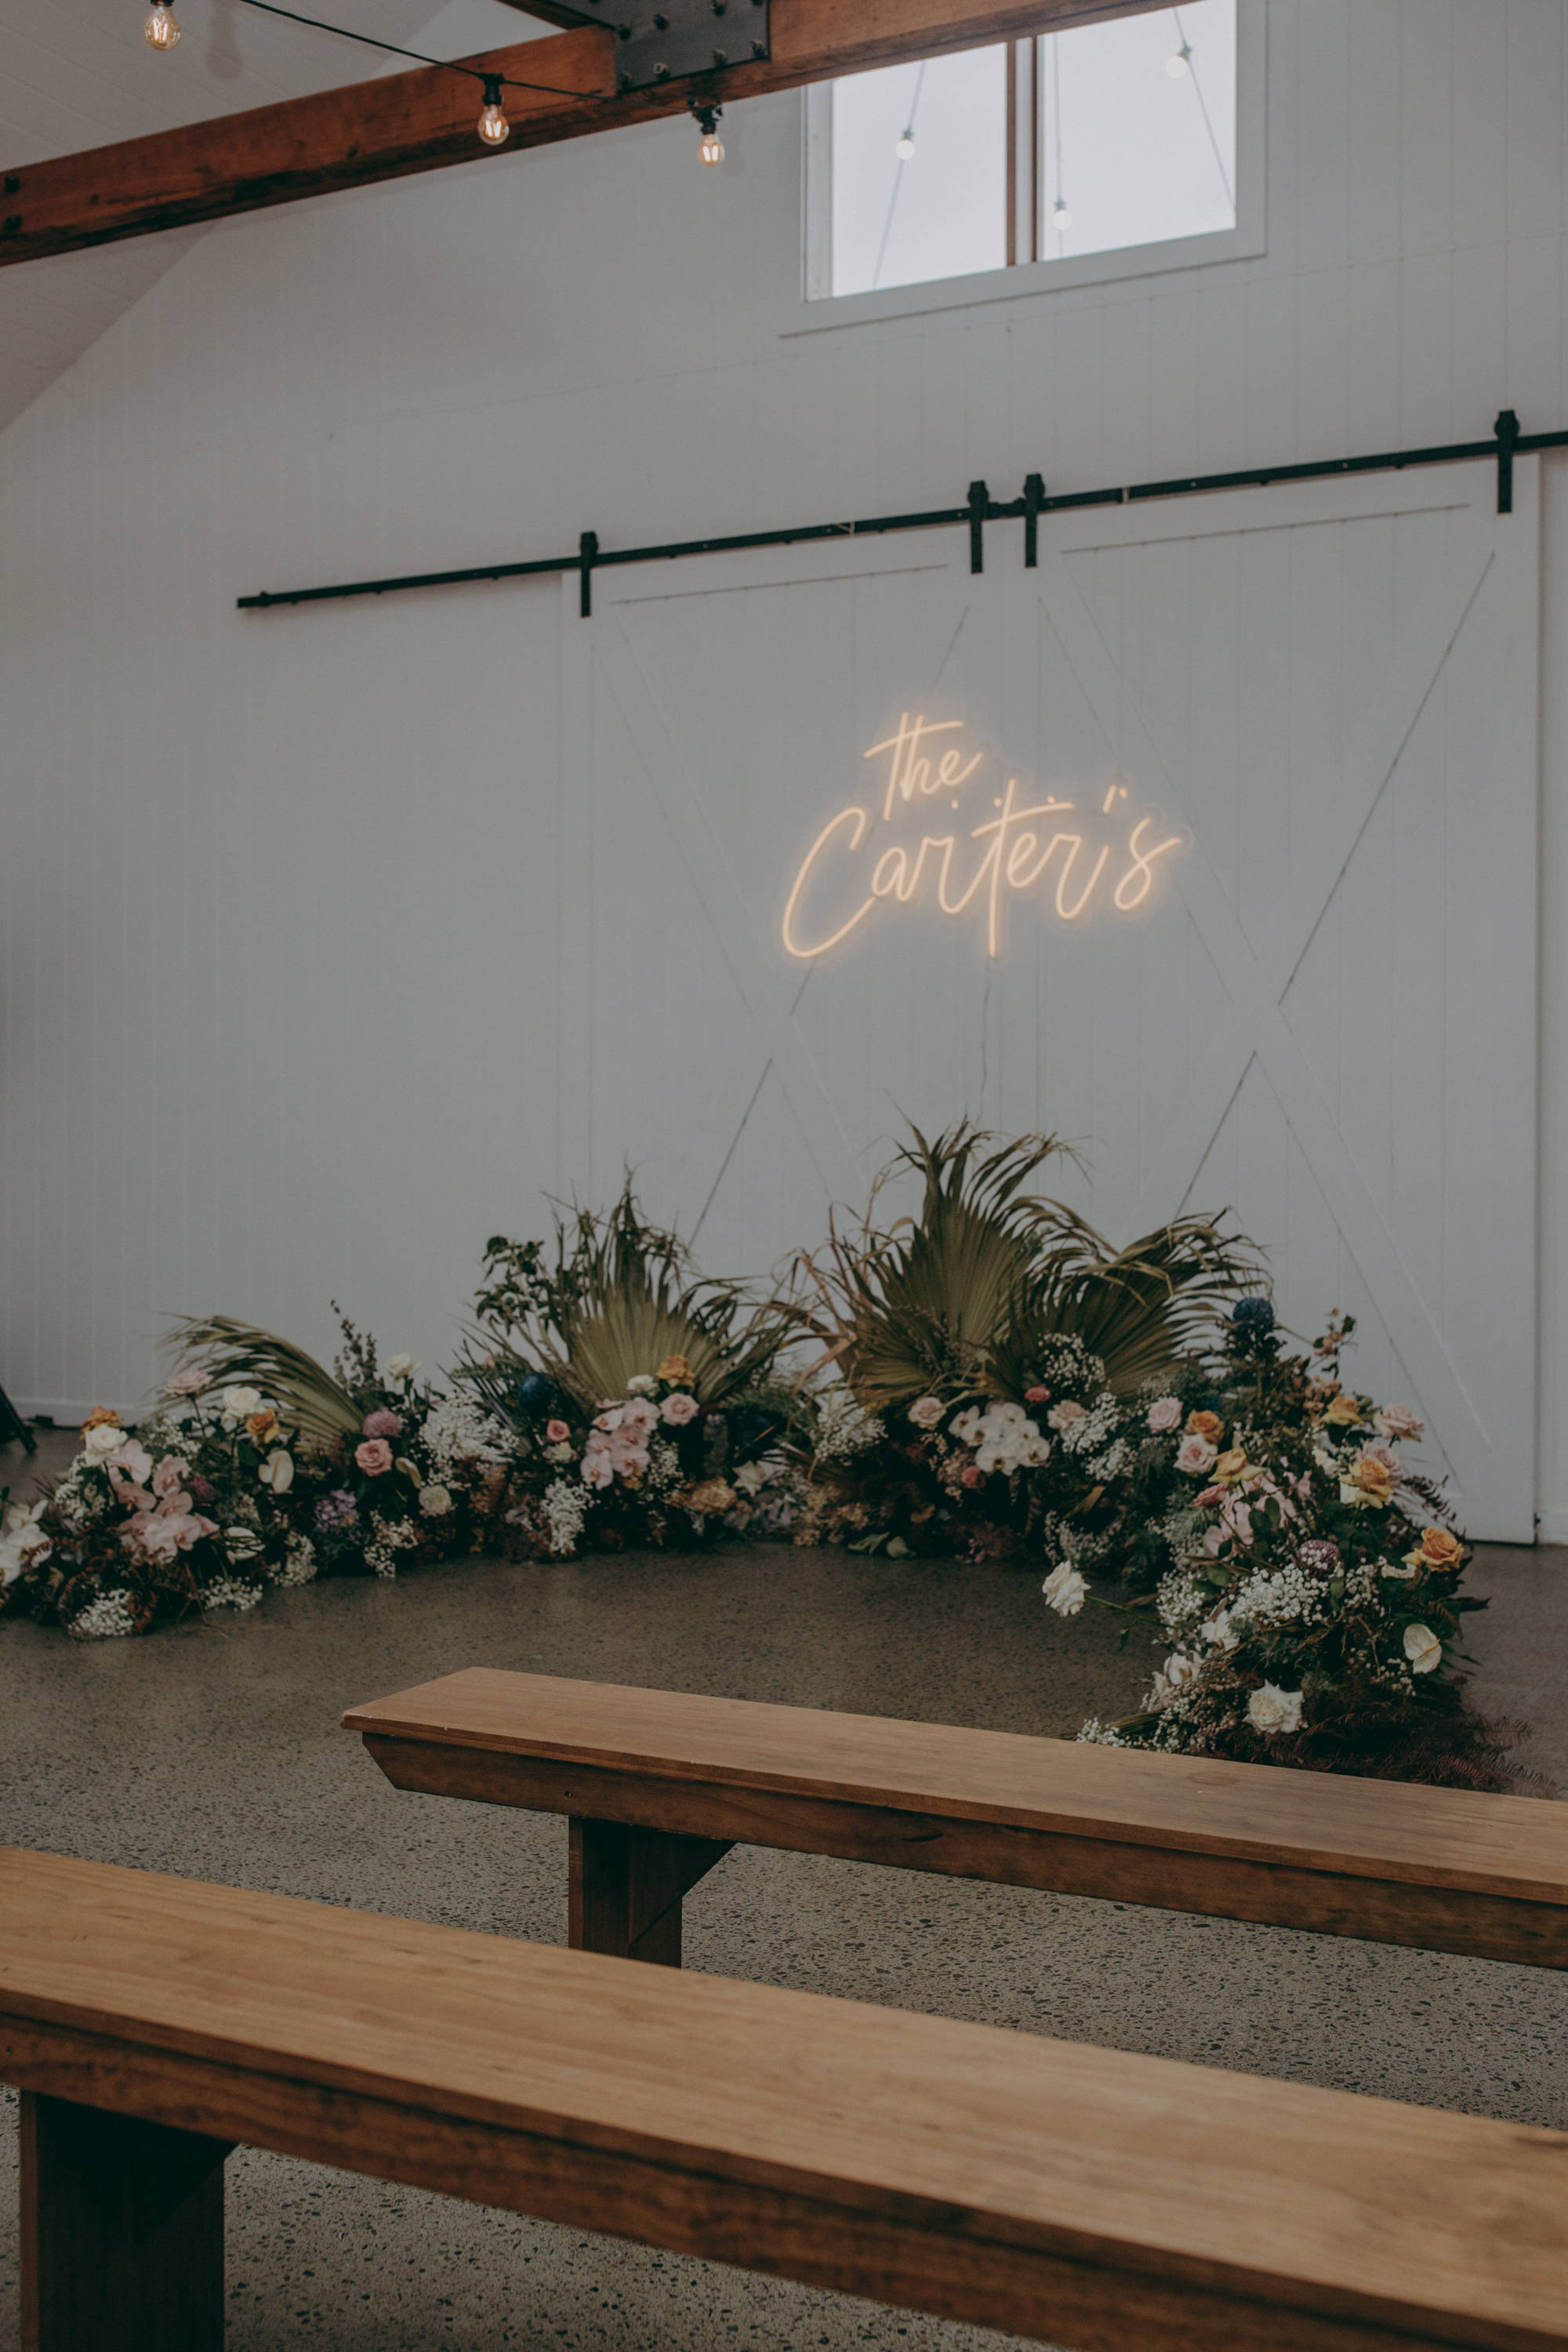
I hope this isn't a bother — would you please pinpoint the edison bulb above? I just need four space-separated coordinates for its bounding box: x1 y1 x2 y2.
478 101 510 146
143 3 180 49
699 128 724 165
895 129 916 160
1166 45 1191 77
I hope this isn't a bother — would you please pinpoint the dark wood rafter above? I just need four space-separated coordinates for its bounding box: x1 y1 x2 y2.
0 0 1167 268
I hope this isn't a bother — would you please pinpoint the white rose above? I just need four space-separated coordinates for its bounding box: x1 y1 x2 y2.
419 1484 453 1516
257 1449 294 1494
1042 1561 1087 1617
907 1396 945 1430
386 1353 419 1382
1403 1622 1443 1675
221 1385 264 1421
82 1422 125 1461
1247 1682 1303 1736
626 1374 657 1398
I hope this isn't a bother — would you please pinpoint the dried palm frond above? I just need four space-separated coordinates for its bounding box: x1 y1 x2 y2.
993 1214 1262 1398
166 1315 361 1453
464 1182 789 1414
789 1120 1258 1410
786 1123 1076 1408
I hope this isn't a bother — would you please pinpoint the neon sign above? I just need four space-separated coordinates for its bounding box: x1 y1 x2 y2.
781 714 1187 962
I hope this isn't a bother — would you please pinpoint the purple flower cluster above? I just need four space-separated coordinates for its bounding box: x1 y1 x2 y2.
314 1488 359 1530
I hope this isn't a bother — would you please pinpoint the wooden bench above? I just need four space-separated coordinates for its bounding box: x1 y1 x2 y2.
344 1668 1568 1969
5 1845 1568 2352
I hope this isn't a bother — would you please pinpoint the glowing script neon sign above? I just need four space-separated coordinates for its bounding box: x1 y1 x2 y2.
781 715 1187 962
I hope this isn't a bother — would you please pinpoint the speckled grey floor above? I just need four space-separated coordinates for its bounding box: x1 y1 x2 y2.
2 1428 1566 2350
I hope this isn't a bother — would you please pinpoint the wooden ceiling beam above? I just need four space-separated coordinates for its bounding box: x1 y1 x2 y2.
0 0 1164 269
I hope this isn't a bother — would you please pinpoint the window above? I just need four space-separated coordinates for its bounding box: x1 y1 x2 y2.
813 2 1240 304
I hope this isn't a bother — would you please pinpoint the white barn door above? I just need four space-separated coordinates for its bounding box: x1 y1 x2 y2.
557 460 1539 1537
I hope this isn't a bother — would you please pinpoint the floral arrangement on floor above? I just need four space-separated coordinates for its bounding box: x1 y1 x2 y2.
0 1310 515 1638
0 1135 1544 1798
788 1122 1258 1571
1068 1303 1547 1794
458 1185 804 1556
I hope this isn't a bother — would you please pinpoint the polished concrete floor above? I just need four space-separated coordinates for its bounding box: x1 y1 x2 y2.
2 1427 1566 2350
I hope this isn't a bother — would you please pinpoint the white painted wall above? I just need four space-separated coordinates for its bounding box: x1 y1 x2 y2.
2 0 1567 1536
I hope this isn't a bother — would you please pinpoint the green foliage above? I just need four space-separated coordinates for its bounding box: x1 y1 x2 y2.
466 1181 790 1415
789 1120 1257 1410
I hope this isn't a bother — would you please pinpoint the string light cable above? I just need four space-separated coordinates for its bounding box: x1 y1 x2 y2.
1167 6 1233 209
142 0 601 146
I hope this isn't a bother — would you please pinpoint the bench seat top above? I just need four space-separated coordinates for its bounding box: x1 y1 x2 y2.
343 1668 1568 1907
2 1844 1567 2352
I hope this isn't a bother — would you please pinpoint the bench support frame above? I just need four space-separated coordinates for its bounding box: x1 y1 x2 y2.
569 1817 733 1964
20 2090 228 2352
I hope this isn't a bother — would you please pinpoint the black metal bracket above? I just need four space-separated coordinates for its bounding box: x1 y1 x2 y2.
1496 408 1520 514
579 528 599 617
0 1380 36 1454
967 480 989 575
1022 472 1046 568
557 0 770 94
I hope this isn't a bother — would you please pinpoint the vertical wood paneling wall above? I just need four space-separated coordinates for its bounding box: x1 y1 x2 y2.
2 0 1568 1536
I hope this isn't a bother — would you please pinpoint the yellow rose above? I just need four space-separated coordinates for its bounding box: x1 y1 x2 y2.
1417 1526 1464 1570
684 1477 734 1518
1214 1446 1250 1484
1186 1410 1224 1443
1350 1455 1395 1504
1323 1392 1365 1427
657 1354 693 1385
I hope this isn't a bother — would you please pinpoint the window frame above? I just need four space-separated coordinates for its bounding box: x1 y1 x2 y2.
790 0 1265 336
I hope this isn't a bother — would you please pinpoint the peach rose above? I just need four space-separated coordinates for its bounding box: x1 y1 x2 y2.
1417 1526 1463 1570
1214 1447 1250 1484
354 1439 394 1476
1347 1454 1395 1505
1323 1391 1365 1427
656 1355 692 1384
1186 1410 1224 1443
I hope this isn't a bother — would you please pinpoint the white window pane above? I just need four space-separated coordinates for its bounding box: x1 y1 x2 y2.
830 47 1007 298
1041 2 1236 260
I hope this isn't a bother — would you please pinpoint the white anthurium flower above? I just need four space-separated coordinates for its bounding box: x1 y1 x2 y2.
1247 1683 1303 1736
257 1450 294 1494
386 1353 419 1382
224 1526 263 1560
1153 1651 1198 1700
1042 1561 1087 1617
1403 1622 1443 1675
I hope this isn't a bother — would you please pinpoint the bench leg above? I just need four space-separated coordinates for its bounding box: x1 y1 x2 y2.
20 2092 229 2352
569 1818 732 1966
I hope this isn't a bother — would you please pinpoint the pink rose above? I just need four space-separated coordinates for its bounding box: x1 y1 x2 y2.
960 1464 985 1488
1194 1483 1225 1508
163 1368 205 1396
1375 1403 1424 1442
1147 1396 1181 1432
355 1439 394 1475
1048 1400 1086 1433
660 1392 700 1427
1024 1385 1050 1406
362 1409 404 1439
908 1396 946 1430
1359 1439 1403 1481
546 1419 572 1443
1175 1434 1218 1475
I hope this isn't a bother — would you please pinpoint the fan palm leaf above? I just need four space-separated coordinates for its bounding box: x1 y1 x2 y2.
167 1316 362 1453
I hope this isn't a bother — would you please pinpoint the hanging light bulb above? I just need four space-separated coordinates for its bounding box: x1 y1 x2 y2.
477 74 510 147
1052 197 1073 232
143 2 180 49
895 127 916 160
1166 41 1192 77
691 101 724 165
